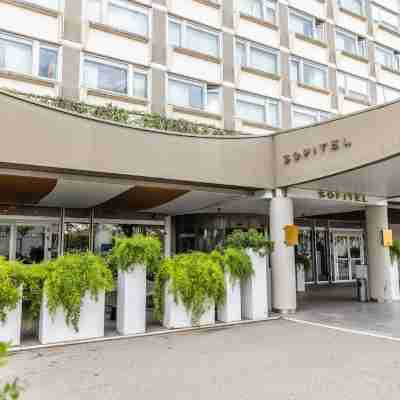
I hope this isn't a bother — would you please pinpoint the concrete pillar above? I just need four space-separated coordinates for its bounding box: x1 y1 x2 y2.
269 196 296 313
366 206 392 302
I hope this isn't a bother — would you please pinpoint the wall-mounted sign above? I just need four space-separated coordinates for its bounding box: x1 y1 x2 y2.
318 191 367 203
381 229 393 248
283 138 352 165
284 225 299 246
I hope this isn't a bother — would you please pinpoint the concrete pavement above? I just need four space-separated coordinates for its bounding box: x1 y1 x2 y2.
2 319 400 399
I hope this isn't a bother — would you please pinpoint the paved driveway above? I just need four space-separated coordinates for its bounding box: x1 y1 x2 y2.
2 319 400 400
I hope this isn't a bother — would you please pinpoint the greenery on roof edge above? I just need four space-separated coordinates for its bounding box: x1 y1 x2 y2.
2 89 239 137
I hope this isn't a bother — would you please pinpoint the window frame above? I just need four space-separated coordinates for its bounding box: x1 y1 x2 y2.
168 17 221 59
337 71 370 101
235 39 280 75
235 90 280 128
0 30 60 81
239 0 277 24
335 28 367 58
82 54 149 99
290 56 328 90
289 9 324 41
24 0 60 10
377 83 400 104
338 0 366 17
375 43 400 71
167 75 221 114
372 3 399 32
291 104 331 128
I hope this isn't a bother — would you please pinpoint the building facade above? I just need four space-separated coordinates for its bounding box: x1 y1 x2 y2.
2 0 400 135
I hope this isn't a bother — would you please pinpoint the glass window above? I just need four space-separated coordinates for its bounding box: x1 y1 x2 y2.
0 226 10 260
236 92 279 127
239 0 276 23
376 45 399 70
39 47 58 80
169 79 204 109
336 30 357 54
338 0 364 16
28 0 59 9
290 59 300 81
236 42 246 66
304 63 326 88
87 0 101 22
64 223 90 253
0 34 32 75
207 87 220 114
250 46 278 74
83 58 128 94
133 72 147 98
169 21 181 47
187 26 219 58
16 226 45 264
338 72 369 100
292 105 330 128
372 4 399 32
377 84 400 104
290 12 314 38
109 1 148 37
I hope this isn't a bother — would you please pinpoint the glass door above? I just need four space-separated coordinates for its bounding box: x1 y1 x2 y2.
0 225 11 260
296 228 313 283
16 225 47 264
315 229 330 283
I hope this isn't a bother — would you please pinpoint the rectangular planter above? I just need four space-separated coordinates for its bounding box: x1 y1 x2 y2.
163 282 215 329
242 249 268 320
217 271 241 323
39 291 105 344
0 286 22 346
296 267 306 292
117 265 146 335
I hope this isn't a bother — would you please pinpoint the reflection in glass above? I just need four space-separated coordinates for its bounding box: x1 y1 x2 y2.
316 230 329 282
296 229 313 282
0 226 10 260
64 223 90 253
17 225 45 264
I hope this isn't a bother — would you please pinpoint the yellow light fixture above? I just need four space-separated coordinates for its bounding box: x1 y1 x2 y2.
382 229 393 248
284 225 299 246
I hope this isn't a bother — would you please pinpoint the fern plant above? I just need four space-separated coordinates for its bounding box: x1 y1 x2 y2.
211 248 253 283
44 253 114 332
154 252 225 324
107 234 162 274
0 258 24 323
225 229 274 257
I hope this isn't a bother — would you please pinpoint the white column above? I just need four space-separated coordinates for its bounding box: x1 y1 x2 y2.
269 195 297 313
164 216 172 258
366 206 392 302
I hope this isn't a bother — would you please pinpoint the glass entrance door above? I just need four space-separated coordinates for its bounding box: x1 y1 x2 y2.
333 231 364 282
315 229 329 282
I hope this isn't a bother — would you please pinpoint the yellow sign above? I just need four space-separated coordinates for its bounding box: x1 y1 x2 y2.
284 225 299 246
382 229 393 247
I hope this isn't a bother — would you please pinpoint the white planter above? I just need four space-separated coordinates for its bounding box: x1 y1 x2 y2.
163 282 215 329
39 291 105 344
296 267 306 292
217 271 241 322
385 260 400 301
0 286 22 346
242 249 268 320
117 265 146 335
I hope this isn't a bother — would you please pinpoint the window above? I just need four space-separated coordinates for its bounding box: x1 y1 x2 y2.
372 4 399 32
289 10 324 41
236 40 279 75
168 19 220 58
239 0 277 24
338 0 365 17
337 72 369 101
83 55 148 98
168 77 221 113
336 29 367 58
236 92 280 127
376 44 400 71
292 105 330 128
290 57 327 90
26 0 59 9
377 84 400 104
87 0 149 37
108 0 148 37
0 31 59 80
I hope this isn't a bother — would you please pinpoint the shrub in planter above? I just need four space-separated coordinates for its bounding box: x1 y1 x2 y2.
154 252 225 328
225 229 274 320
108 235 162 335
212 248 253 322
39 253 114 344
0 258 24 345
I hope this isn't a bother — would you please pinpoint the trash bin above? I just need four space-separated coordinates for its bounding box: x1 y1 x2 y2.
356 278 368 302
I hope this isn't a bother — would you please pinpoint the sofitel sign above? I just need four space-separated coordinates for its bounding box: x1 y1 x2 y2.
318 191 367 203
283 138 352 165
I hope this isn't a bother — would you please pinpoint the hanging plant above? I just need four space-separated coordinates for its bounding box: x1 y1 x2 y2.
0 341 21 399
153 252 225 324
211 248 253 283
390 239 400 265
295 254 311 272
0 258 24 323
44 253 114 332
107 234 162 274
225 229 274 257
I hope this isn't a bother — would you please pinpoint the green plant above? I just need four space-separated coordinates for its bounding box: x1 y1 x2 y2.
225 229 274 257
211 248 253 283
107 234 162 274
44 253 114 332
154 252 225 324
0 259 24 323
390 239 400 265
0 342 21 399
295 254 311 272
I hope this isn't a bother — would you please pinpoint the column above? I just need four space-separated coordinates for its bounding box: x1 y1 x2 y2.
61 0 84 101
366 206 392 302
269 195 296 313
164 216 172 258
151 1 168 115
